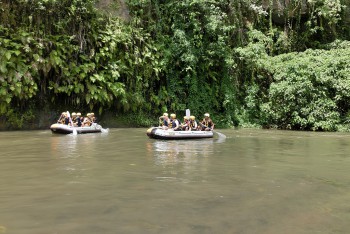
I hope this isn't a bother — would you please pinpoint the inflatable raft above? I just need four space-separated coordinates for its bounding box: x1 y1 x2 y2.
50 123 102 134
147 127 214 140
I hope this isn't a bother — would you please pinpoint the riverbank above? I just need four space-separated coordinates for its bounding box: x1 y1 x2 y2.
0 111 159 131
1 109 349 132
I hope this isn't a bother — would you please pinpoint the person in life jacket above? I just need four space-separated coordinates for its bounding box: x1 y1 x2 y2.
79 113 84 125
200 113 215 131
170 113 181 131
76 112 82 127
87 113 94 125
71 112 77 126
90 113 96 123
159 113 170 130
58 112 66 124
82 113 92 127
182 116 190 131
64 112 70 125
188 115 198 131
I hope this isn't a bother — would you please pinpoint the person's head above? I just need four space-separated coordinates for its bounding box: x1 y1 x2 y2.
77 112 81 117
87 113 91 117
62 112 66 116
204 113 210 119
163 113 169 120
170 113 176 119
72 112 77 117
190 115 195 121
184 116 189 121
91 113 95 116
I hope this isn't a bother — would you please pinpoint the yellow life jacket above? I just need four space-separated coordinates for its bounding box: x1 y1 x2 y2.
190 120 196 129
202 118 213 127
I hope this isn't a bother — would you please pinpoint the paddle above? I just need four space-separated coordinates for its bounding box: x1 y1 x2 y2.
186 109 190 119
66 111 77 135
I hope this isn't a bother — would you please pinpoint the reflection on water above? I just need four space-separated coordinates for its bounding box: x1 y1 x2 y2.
50 134 79 157
151 139 214 163
153 139 214 152
50 131 110 156
49 133 112 182
149 133 226 162
1 129 350 234
147 137 226 183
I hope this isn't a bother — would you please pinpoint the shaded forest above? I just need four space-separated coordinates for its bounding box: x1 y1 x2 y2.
1 0 350 130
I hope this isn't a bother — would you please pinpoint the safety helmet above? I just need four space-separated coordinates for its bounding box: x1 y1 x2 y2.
87 113 91 116
190 115 195 120
163 113 168 117
183 116 189 120
170 113 176 119
77 112 81 116
72 112 77 116
204 113 210 117
91 112 94 116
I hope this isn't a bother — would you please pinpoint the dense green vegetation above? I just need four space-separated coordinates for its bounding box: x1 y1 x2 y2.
1 0 350 130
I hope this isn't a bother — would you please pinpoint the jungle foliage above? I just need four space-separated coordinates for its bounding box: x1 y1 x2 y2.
1 0 350 130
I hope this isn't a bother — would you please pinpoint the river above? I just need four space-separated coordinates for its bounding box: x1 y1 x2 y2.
0 128 350 233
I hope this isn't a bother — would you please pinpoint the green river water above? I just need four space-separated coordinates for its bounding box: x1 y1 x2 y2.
0 128 350 233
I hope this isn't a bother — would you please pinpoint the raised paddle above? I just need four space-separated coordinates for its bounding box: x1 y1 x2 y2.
186 109 190 119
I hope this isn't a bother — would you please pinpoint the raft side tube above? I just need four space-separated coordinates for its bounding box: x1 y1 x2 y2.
50 124 102 134
146 127 213 140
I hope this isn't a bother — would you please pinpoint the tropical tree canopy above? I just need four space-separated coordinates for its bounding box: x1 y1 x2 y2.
1 0 350 130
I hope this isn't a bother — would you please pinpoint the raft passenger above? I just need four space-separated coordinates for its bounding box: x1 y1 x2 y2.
64 113 70 125
79 113 84 124
170 113 181 131
159 113 170 130
181 116 190 131
201 113 215 131
71 112 77 126
188 116 197 131
83 113 92 127
76 112 82 127
58 112 66 124
90 113 96 123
